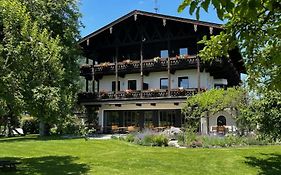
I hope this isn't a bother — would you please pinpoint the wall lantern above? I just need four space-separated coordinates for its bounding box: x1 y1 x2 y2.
209 27 213 35
194 24 197 32
163 19 166 27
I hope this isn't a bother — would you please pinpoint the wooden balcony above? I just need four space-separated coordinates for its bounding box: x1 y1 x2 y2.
80 64 93 80
79 56 225 80
78 88 198 103
90 55 199 76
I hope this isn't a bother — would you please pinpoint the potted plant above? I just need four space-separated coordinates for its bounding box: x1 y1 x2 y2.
100 90 109 99
125 89 133 98
153 57 161 62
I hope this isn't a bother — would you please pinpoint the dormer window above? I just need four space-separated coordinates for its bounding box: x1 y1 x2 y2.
179 48 188 56
128 80 137 90
160 50 169 58
160 78 168 89
178 77 189 89
112 81 120 92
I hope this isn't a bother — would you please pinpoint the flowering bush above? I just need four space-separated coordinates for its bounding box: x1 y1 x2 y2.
125 129 168 147
153 57 161 62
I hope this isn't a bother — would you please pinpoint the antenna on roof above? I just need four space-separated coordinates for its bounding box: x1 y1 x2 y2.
154 0 159 13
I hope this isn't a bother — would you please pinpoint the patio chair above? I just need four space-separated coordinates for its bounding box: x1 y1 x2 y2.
111 125 119 134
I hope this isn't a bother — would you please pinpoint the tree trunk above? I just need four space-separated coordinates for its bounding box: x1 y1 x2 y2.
5 116 13 137
39 119 51 136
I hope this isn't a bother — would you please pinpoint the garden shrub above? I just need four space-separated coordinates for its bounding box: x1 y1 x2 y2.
153 134 168 147
21 116 39 134
178 127 197 146
111 135 118 140
190 140 203 148
124 129 169 147
243 136 270 145
55 118 85 135
142 134 155 146
125 134 135 142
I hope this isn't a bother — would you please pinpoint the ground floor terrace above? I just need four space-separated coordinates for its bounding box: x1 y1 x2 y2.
102 109 184 133
85 102 238 134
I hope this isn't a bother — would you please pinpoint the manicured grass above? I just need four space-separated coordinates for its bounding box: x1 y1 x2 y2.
0 135 281 175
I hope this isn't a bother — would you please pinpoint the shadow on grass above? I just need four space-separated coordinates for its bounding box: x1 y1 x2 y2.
245 153 281 175
0 156 90 175
0 135 83 143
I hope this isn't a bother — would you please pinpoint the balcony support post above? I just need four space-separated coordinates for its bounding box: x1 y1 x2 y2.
86 57 89 92
92 59 95 93
115 47 119 99
167 40 171 97
196 31 201 93
197 57 200 92
140 39 144 98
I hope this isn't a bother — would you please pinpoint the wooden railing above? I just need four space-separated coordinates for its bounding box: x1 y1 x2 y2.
78 88 198 102
80 64 93 80
92 55 198 74
80 56 223 78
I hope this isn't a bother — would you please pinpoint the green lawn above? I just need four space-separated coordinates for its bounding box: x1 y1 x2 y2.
0 135 281 175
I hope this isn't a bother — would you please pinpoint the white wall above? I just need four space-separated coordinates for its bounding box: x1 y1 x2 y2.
99 75 116 91
209 110 237 132
98 69 220 91
214 79 228 85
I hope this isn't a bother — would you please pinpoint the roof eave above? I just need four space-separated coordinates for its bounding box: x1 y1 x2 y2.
79 10 223 45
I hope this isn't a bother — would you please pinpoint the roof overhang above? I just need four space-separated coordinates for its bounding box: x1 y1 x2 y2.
79 10 223 45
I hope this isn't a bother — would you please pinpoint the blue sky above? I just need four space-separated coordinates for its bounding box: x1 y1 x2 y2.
79 0 223 37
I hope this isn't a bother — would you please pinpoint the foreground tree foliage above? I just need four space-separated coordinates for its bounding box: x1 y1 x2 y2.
0 0 81 136
182 88 247 129
179 0 281 141
241 90 281 141
179 0 281 91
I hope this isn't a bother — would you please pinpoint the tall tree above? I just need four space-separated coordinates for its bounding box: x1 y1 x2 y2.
178 0 281 92
19 1 82 135
182 87 248 131
0 0 32 135
0 0 82 136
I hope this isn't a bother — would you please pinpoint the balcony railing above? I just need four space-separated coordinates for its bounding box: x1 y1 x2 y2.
80 56 223 79
80 56 200 76
80 64 93 80
78 88 199 103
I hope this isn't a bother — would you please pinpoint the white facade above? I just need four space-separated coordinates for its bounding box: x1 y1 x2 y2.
98 69 226 92
200 110 237 135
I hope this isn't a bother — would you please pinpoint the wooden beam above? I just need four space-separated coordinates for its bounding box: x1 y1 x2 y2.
140 39 144 98
92 59 95 93
115 47 119 99
93 35 196 50
196 30 201 93
167 25 171 97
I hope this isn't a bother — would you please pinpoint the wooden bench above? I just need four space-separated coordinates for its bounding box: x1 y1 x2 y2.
0 160 21 171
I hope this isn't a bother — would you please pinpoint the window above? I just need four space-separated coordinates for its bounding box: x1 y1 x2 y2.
178 77 189 88
112 81 120 92
179 48 188 55
159 110 176 127
217 116 226 126
143 83 149 90
160 50 169 58
160 78 168 89
128 80 137 90
214 84 226 89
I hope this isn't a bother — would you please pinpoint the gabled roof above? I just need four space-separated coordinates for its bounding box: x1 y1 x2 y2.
79 10 223 44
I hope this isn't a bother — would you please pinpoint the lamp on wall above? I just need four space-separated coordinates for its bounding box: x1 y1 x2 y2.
163 19 166 27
